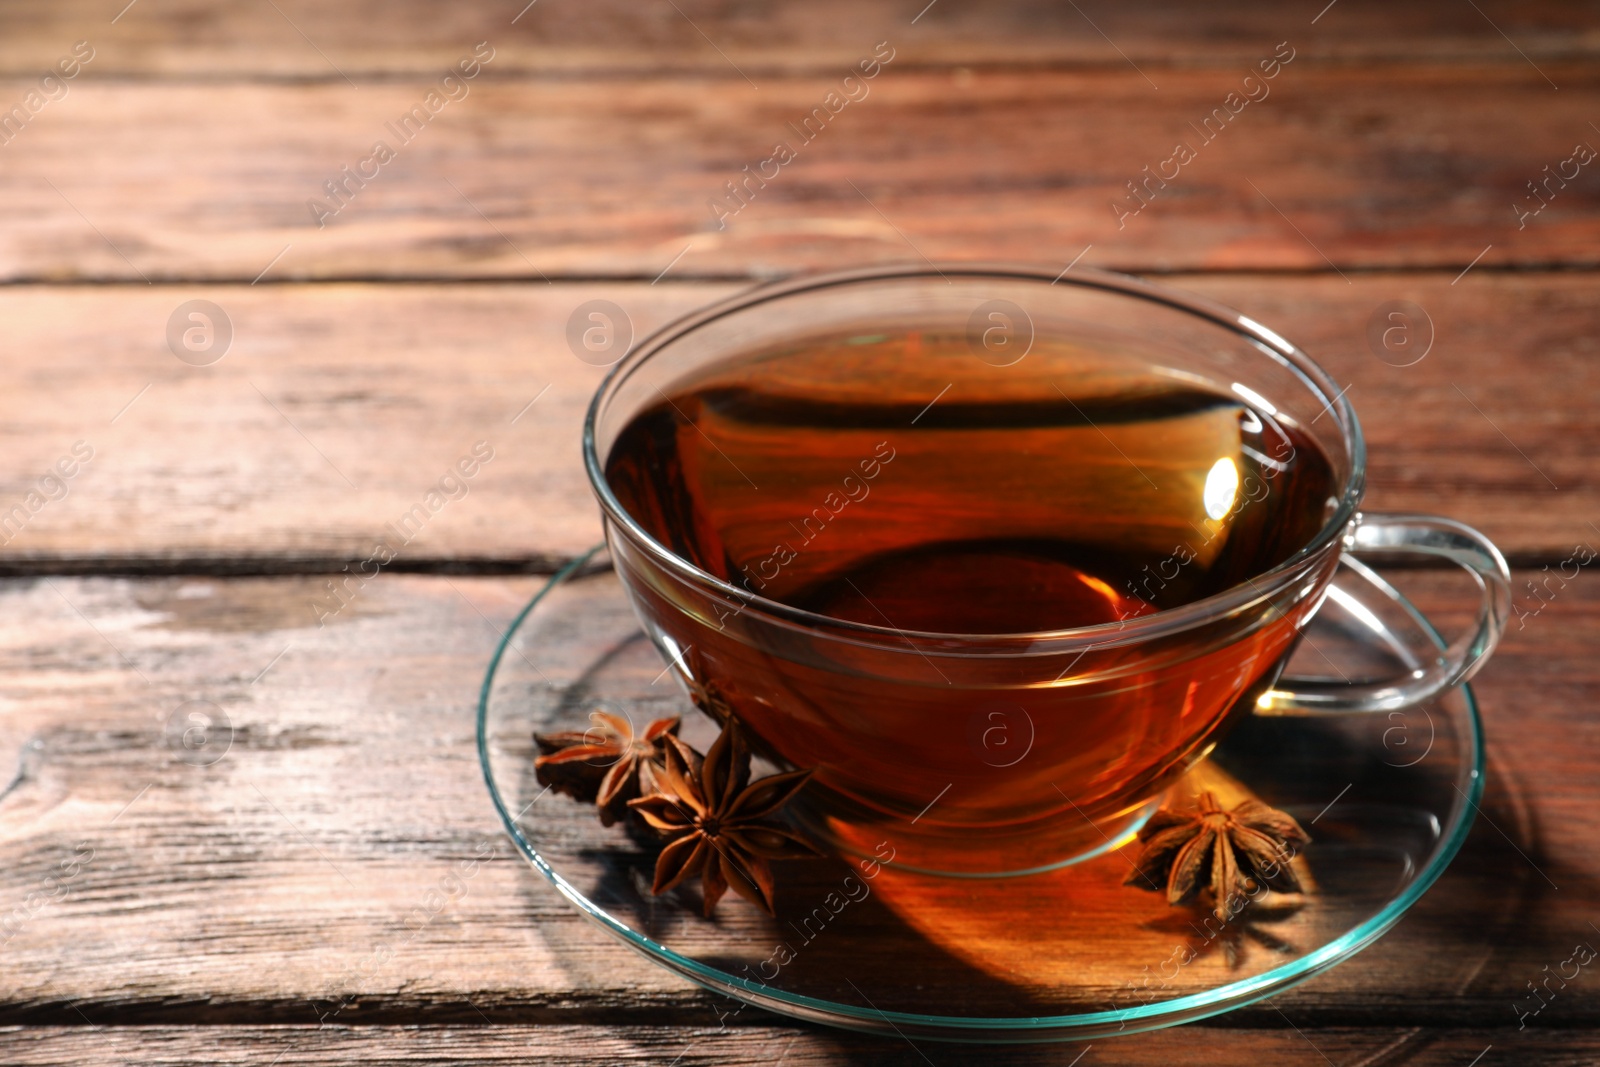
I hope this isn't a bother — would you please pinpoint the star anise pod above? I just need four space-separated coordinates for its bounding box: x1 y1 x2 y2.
1125 791 1311 920
534 711 680 826
628 724 818 916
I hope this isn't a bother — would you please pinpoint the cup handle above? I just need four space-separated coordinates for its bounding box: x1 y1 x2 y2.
1256 513 1512 716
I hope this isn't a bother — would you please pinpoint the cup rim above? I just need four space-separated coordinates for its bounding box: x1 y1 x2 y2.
582 262 1368 646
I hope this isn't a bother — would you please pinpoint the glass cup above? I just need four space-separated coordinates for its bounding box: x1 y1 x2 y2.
583 264 1510 876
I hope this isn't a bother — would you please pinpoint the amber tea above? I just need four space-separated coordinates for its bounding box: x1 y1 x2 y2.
603 327 1341 873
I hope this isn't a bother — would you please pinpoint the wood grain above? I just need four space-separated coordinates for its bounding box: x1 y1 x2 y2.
0 66 1594 283
0 275 1590 570
0 1024 1584 1066
0 0 1594 1059
0 569 1593 1031
0 283 723 573
1 0 1596 78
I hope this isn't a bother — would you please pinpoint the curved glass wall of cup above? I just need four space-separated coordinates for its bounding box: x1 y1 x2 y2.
478 545 1483 1043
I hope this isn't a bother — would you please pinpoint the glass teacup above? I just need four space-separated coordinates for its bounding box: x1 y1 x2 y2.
583 265 1510 876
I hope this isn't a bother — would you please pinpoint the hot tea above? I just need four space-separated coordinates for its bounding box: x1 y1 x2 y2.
601 328 1341 873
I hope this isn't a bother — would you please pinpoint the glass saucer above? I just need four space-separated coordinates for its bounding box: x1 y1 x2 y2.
477 545 1483 1043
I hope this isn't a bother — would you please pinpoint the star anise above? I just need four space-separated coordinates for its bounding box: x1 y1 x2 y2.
534 710 680 826
628 724 818 916
1125 791 1311 920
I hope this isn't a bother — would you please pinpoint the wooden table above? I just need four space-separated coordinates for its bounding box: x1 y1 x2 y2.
1 2 1596 1062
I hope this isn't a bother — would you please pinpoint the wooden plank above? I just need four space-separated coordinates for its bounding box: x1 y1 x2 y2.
0 569 1593 1028
0 274 1591 569
1 0 1596 78
0 1024 1580 1065
0 282 724 573
0 67 1595 282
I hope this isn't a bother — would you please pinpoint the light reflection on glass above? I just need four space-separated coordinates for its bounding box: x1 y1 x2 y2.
1230 381 1278 416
